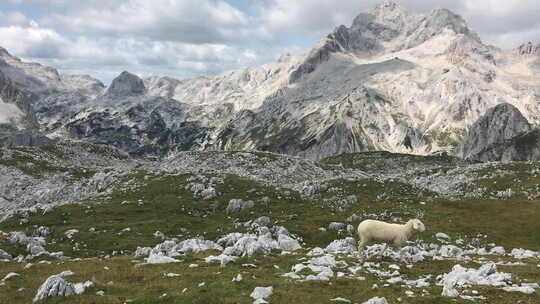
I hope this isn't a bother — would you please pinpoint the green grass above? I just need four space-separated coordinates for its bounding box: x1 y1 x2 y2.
1 152 540 303
320 151 466 173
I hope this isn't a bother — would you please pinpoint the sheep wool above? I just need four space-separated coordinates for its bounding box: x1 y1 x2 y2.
357 219 426 253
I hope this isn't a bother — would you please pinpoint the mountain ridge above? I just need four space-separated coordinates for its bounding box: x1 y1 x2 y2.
0 1 539 160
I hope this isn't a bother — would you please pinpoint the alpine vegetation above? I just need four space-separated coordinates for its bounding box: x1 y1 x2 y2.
0 1 539 304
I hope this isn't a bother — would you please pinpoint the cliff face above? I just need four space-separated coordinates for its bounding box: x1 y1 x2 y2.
459 103 532 160
1 1 540 160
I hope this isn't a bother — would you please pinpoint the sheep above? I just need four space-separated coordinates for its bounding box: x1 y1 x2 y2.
357 219 426 257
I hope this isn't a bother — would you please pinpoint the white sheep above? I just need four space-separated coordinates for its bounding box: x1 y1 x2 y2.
357 219 426 256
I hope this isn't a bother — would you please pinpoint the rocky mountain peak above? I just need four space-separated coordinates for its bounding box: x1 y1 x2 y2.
426 8 477 37
376 0 398 9
0 46 13 58
106 71 146 97
517 42 540 56
371 0 402 15
350 1 411 39
0 47 9 57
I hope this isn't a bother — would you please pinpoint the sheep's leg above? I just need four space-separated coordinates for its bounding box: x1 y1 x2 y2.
379 243 388 260
393 240 408 264
357 238 368 260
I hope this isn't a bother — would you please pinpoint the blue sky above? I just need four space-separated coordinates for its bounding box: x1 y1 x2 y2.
0 0 538 84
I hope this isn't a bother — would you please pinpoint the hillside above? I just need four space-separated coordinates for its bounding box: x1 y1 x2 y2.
0 1 539 159
0 142 539 303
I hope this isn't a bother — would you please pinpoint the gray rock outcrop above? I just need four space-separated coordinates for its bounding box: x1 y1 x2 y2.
0 130 53 148
459 104 532 160
0 248 12 260
226 199 254 215
33 275 76 302
105 71 146 97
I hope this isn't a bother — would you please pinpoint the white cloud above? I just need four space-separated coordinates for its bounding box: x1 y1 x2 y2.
0 25 66 59
255 0 372 35
253 0 540 48
42 0 250 44
5 11 29 25
0 21 260 83
2 0 540 83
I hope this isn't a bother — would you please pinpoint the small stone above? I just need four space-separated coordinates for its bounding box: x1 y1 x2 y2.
250 286 273 301
435 232 450 240
328 222 346 231
232 274 243 282
2 272 19 281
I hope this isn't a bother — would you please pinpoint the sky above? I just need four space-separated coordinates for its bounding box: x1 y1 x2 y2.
0 0 539 84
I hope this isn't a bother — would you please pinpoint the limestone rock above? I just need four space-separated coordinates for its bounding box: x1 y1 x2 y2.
33 275 76 303
459 103 532 160
0 248 12 260
325 238 357 254
226 199 254 215
361 297 388 304
105 71 146 97
250 286 273 301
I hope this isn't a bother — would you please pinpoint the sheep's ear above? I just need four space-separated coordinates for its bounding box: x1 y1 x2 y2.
413 220 420 230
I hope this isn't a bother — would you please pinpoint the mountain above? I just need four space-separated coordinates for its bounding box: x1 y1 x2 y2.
459 103 532 160
0 1 540 160
203 1 540 159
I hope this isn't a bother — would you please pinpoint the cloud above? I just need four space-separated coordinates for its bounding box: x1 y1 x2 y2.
5 11 29 25
0 24 67 59
254 0 540 48
1 0 539 84
0 20 260 83
42 0 250 44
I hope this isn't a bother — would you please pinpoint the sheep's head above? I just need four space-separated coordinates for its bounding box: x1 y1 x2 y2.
411 219 426 232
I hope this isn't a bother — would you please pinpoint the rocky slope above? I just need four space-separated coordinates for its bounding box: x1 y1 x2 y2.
0 1 540 160
475 129 540 162
459 103 532 160
458 103 540 162
2 142 540 303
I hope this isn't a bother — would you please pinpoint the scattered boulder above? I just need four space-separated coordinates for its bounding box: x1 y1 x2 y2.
502 283 539 294
154 231 165 240
489 246 506 255
325 238 357 254
232 274 243 282
361 297 388 304
250 286 273 303
204 254 237 266
435 232 450 240
33 274 93 303
33 275 75 302
146 253 180 264
2 272 19 281
152 238 222 257
35 226 51 237
134 247 152 257
510 248 539 259
174 238 223 255
218 225 301 257
277 234 301 251
0 248 12 260
439 263 511 298
346 214 361 223
27 243 47 256
328 222 346 231
226 199 255 214
199 187 217 200
253 216 271 227
439 245 463 258
64 229 79 239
